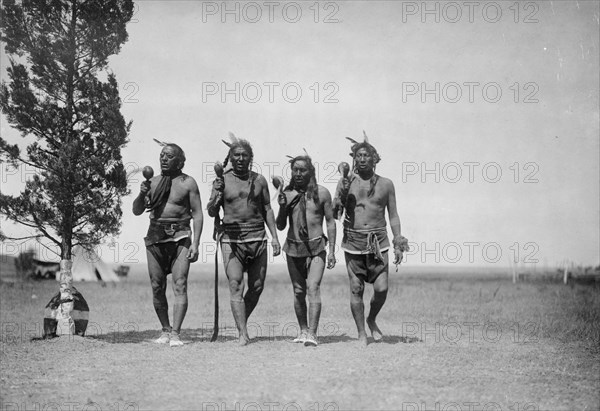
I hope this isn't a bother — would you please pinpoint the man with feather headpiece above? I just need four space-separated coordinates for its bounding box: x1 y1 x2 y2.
275 150 337 347
207 133 281 346
334 132 409 347
133 141 203 347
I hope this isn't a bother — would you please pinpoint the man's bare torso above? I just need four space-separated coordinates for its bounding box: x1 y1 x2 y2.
148 174 193 222
345 174 392 229
284 185 328 239
222 171 266 224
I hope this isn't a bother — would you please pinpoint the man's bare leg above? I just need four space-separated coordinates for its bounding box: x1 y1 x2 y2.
287 256 309 337
171 243 191 339
367 270 388 342
306 252 326 345
346 253 367 348
147 250 171 335
224 251 250 346
245 248 267 320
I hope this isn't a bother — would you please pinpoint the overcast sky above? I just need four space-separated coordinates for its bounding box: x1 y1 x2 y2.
1 1 598 269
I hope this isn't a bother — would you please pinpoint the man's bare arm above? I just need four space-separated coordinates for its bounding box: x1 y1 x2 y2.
386 180 401 237
322 187 337 269
206 178 223 218
132 180 151 216
322 188 336 252
386 179 405 264
332 177 346 219
259 176 281 256
275 191 288 231
188 179 203 262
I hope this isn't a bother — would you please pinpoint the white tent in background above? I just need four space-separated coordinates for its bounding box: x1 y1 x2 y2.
56 245 120 282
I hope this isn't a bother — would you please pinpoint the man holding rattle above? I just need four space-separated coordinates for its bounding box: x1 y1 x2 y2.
275 151 336 347
334 132 409 347
133 142 203 347
207 134 280 346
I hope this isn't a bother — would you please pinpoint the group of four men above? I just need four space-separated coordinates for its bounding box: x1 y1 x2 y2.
132 134 408 348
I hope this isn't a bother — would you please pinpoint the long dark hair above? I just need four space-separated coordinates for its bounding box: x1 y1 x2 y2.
284 155 319 203
349 142 380 197
223 139 257 203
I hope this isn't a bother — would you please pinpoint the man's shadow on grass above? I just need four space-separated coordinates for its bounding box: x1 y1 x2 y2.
379 335 422 344
78 328 422 345
85 326 240 344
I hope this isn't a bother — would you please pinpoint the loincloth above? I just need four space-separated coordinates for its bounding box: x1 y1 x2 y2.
283 235 327 258
220 221 267 269
345 251 389 284
146 237 191 276
341 226 390 261
287 251 326 280
144 219 191 247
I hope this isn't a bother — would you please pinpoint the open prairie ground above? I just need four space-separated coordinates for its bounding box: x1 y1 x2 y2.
1 264 599 411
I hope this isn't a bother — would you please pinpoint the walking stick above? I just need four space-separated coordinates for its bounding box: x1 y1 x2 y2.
210 161 224 342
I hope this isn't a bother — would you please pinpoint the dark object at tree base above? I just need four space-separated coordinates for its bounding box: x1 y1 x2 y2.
43 287 89 338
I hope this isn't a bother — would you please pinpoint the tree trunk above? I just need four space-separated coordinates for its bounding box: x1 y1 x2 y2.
56 2 79 336
56 259 74 335
57 224 74 335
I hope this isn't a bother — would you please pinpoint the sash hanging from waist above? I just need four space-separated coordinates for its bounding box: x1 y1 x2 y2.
342 226 389 262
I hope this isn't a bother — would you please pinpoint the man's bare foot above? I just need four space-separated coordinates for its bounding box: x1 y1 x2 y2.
238 335 250 346
367 318 383 342
357 333 368 348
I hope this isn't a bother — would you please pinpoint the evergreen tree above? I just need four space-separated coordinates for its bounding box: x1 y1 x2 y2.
1 0 134 333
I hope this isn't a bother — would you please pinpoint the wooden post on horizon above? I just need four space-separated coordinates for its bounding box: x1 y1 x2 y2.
508 254 517 284
563 259 569 285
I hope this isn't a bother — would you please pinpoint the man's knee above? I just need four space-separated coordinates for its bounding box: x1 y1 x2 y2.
293 284 306 299
173 276 188 296
307 282 320 299
248 280 264 296
349 281 364 296
150 277 167 295
228 279 243 294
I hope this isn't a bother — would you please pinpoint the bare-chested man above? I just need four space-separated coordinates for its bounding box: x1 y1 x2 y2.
133 143 203 347
334 134 409 347
276 153 336 347
207 135 280 346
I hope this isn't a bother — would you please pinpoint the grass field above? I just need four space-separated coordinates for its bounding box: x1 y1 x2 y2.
1 263 599 410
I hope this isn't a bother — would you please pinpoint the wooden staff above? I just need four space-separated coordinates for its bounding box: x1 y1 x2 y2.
211 161 224 342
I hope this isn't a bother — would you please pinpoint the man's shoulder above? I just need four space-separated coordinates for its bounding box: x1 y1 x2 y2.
376 174 394 186
176 173 198 187
317 184 332 198
252 172 267 184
